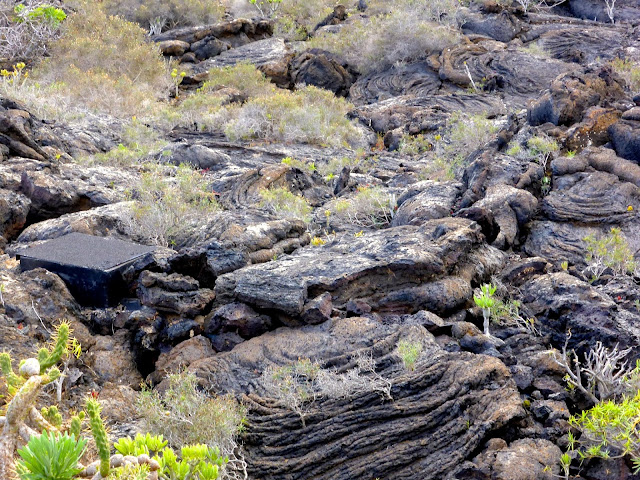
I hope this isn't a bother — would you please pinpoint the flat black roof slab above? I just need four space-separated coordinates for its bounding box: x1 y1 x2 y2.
17 233 155 307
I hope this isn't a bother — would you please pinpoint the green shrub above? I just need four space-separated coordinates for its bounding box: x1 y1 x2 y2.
281 156 316 175
474 283 496 336
136 371 246 457
224 85 365 147
330 185 396 228
0 2 67 61
527 135 558 170
569 390 640 474
307 0 460 74
417 113 498 180
127 164 221 247
86 120 168 167
258 186 312 223
16 431 87 480
396 340 423 371
609 57 640 92
584 227 636 280
200 63 275 99
101 0 225 31
32 1 167 118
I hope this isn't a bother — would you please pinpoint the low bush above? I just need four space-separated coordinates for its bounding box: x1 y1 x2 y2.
86 119 168 167
396 340 423 371
583 227 636 280
101 0 225 32
609 57 640 92
137 371 246 460
127 164 221 247
224 85 365 147
200 63 275 99
28 1 167 118
308 0 460 74
414 113 498 180
569 391 640 473
261 355 391 426
330 185 396 228
0 1 67 61
258 186 312 223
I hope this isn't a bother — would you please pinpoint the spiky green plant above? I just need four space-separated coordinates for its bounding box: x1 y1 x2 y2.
15 431 86 480
85 399 110 478
473 284 497 336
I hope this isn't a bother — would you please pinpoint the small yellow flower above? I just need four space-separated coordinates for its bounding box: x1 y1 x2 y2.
628 205 633 211
310 236 325 246
354 230 364 237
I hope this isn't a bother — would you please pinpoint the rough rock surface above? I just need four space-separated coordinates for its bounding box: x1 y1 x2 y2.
190 318 524 480
191 38 294 87
215 219 505 319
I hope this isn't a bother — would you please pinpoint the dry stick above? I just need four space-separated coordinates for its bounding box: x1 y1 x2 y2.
464 62 478 92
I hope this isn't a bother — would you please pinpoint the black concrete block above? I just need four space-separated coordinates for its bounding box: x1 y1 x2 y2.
17 233 155 307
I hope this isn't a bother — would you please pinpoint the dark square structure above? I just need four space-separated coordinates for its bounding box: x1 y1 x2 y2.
17 233 155 307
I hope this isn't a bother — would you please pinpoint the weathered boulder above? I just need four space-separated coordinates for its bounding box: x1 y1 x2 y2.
520 272 640 354
349 61 442 105
204 302 271 339
168 240 247 289
149 334 215 384
439 41 579 107
138 271 215 316
9 202 141 250
0 189 30 245
86 331 143 388
524 148 640 265
190 38 294 87
527 66 626 127
472 184 538 247
157 39 190 56
290 49 355 96
457 438 562 480
352 93 506 135
533 25 628 65
391 181 462 227
190 36 230 60
188 318 523 480
569 0 640 23
152 18 273 46
608 119 640 163
0 99 50 161
461 11 522 43
215 218 505 319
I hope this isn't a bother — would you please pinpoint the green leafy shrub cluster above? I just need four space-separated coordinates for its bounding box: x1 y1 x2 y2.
101 0 225 32
224 85 365 147
329 185 396 228
258 187 312 223
568 390 640 474
0 1 67 61
396 340 423 371
583 227 636 280
414 113 498 180
609 57 640 92
137 371 246 460
18 1 168 119
14 3 66 27
127 164 221 247
307 0 460 74
16 431 87 480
